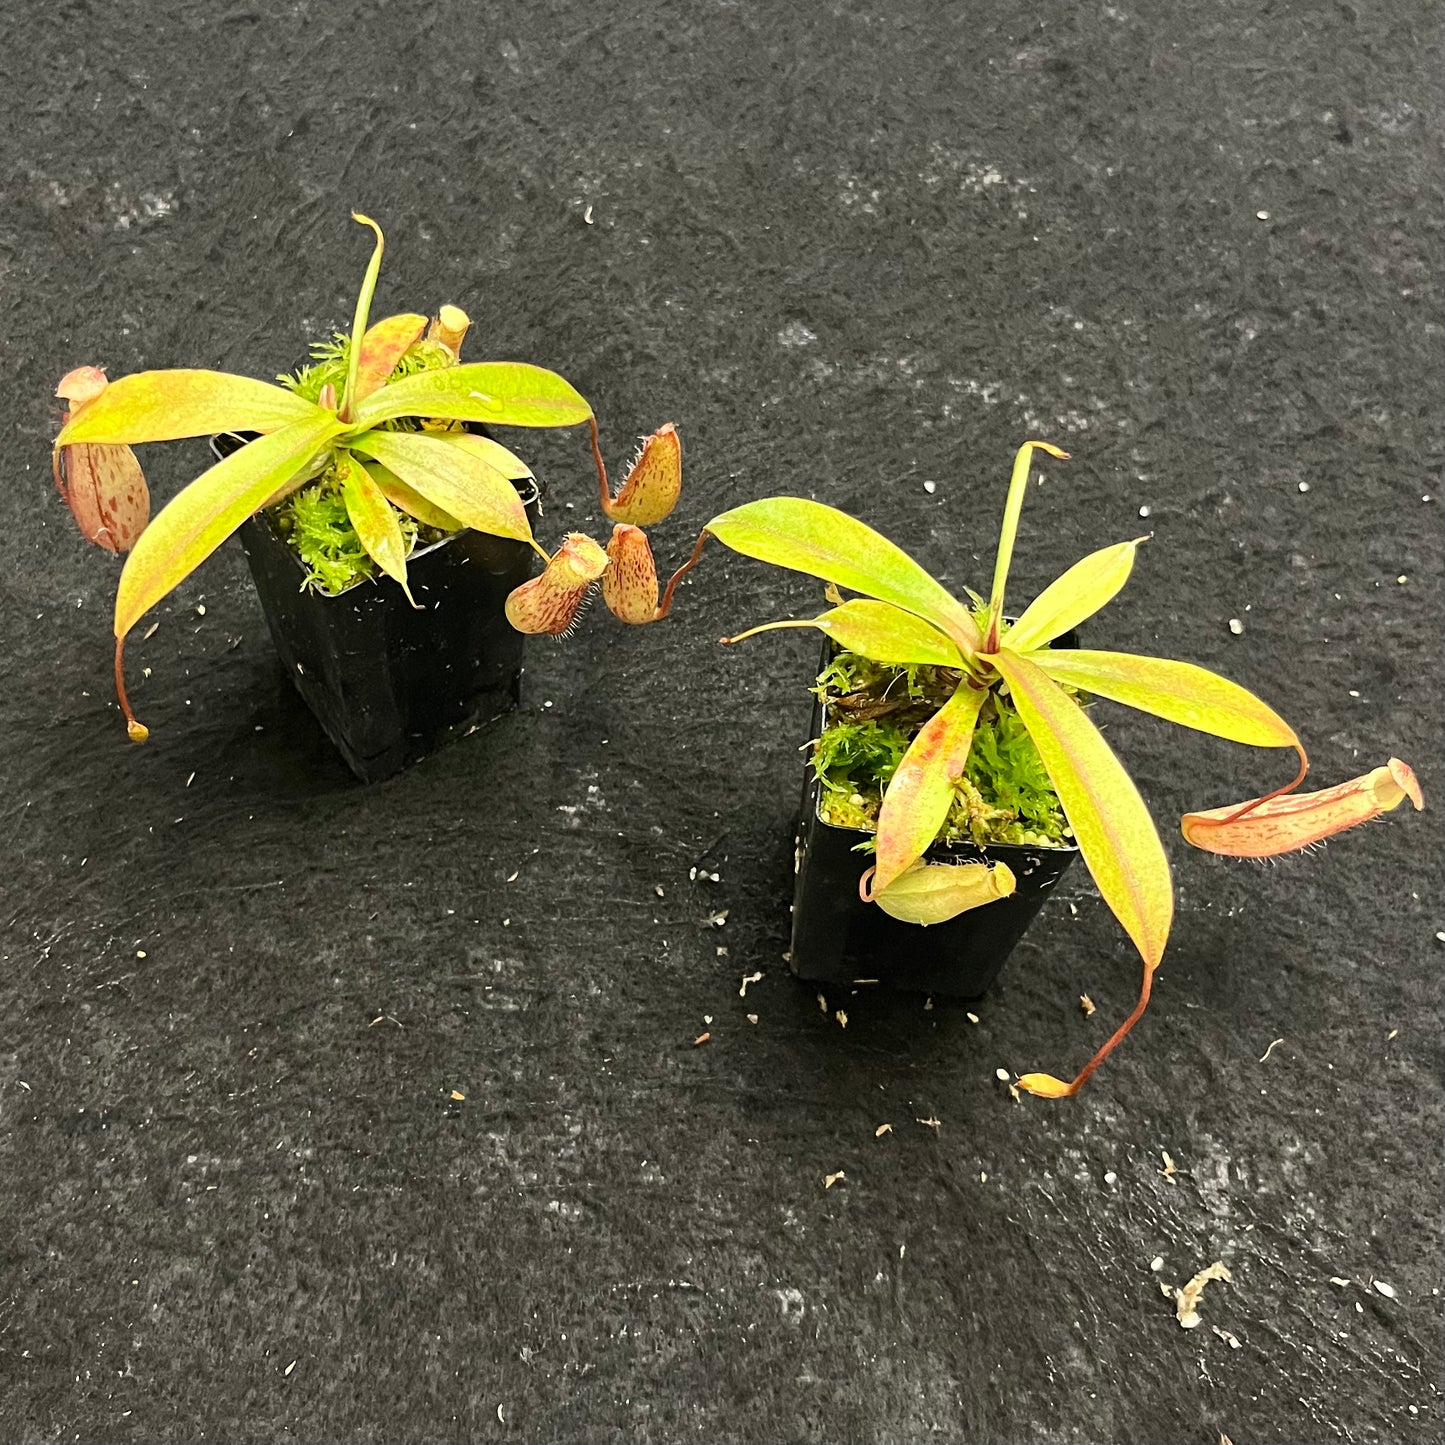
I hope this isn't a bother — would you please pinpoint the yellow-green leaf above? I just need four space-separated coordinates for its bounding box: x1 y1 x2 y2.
871 859 1015 925
706 498 980 655
725 599 966 665
114 413 344 638
347 312 428 410
984 439 1070 640
57 370 322 446
1005 539 1144 653
817 600 965 666
435 431 534 481
873 680 988 892
341 455 414 602
988 648 1173 970
348 430 532 542
1023 648 1299 750
350 361 592 431
360 460 462 533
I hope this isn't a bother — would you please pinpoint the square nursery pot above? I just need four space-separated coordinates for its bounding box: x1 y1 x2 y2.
789 637 1080 1000
211 432 541 783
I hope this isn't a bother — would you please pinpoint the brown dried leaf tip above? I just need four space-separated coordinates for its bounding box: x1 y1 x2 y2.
602 523 661 623
599 422 682 526
54 367 149 553
505 533 609 636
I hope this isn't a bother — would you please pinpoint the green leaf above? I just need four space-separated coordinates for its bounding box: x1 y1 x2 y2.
57 370 321 446
872 858 1016 926
360 460 462 533
1023 648 1299 750
988 648 1172 969
435 430 534 481
347 430 533 543
1005 539 1144 653
342 213 387 416
349 362 593 431
347 312 428 411
985 439 1069 641
705 498 981 655
816 600 964 665
115 413 344 638
873 679 987 891
726 600 965 666
341 454 415 602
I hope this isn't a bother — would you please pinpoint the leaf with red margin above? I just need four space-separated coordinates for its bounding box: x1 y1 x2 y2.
347 313 427 409
114 413 345 640
872 679 987 893
987 648 1173 971
341 455 416 603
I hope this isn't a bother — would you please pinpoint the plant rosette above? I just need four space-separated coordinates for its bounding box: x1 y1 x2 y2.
52 213 684 771
664 440 1423 1097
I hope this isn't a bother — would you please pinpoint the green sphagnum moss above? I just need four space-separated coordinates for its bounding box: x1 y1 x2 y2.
811 651 1076 850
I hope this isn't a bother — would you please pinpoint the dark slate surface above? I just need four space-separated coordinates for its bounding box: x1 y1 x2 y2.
2 3 1441 1442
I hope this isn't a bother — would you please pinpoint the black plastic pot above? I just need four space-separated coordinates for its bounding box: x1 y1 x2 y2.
211 432 541 783
789 640 1080 1000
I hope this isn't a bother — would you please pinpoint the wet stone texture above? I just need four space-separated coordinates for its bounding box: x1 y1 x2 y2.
1 2 1441 1442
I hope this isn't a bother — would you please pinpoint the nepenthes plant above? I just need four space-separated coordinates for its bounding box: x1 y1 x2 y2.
51 213 683 740
661 440 1423 1097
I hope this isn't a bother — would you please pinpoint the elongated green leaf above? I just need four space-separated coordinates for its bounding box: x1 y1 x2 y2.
360 460 462 532
985 439 1070 642
57 370 321 446
727 600 967 664
348 312 427 410
342 455 414 601
348 430 532 542
1005 539 1143 653
342 213 386 415
350 362 592 431
115 413 344 637
816 600 964 665
436 430 534 481
873 679 988 892
988 649 1172 969
706 498 980 655
1023 648 1299 750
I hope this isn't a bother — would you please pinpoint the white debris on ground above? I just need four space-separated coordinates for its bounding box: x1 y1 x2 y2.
1164 1260 1233 1330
